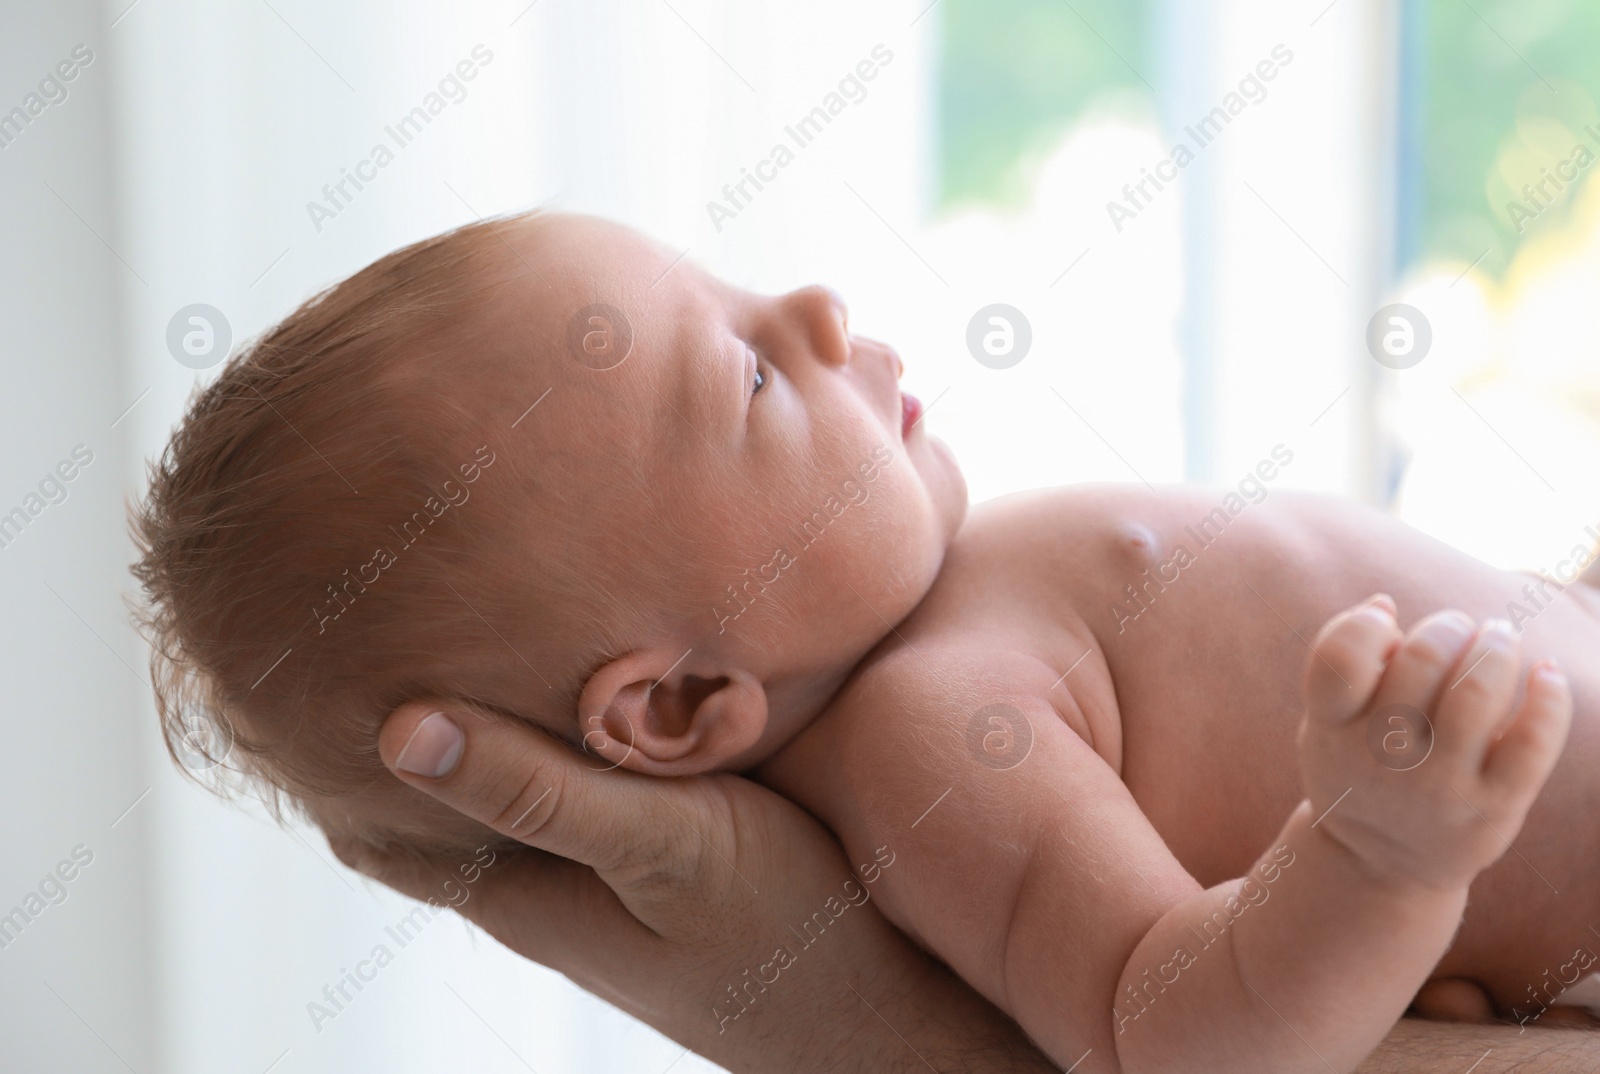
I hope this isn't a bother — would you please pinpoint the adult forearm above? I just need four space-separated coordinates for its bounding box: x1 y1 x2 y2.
839 949 1061 1074
693 885 1056 1073
358 705 1057 1073
1361 1017 1600 1074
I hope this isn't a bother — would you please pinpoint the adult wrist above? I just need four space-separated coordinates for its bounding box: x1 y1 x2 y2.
685 923 1054 1073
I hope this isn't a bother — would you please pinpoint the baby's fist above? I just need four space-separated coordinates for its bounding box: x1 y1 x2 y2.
1297 598 1572 892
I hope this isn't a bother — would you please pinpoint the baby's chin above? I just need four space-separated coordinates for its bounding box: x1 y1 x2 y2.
913 431 969 543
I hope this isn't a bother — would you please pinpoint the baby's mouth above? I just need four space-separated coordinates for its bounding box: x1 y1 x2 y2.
901 391 923 437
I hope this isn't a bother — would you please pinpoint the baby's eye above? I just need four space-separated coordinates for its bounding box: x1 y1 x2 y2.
749 347 770 396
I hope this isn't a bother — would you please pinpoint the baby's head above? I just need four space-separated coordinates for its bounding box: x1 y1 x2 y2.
133 211 966 859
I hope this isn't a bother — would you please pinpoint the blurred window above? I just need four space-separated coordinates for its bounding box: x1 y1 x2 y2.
924 0 1184 503
1391 0 1600 569
939 0 1155 208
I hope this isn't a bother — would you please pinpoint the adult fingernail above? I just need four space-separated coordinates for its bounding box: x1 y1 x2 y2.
394 711 464 778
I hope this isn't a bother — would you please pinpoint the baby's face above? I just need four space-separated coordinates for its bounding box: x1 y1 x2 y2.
471 214 967 754
309 213 970 851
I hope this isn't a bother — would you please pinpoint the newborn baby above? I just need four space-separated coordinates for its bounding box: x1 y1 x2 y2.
134 211 1600 1073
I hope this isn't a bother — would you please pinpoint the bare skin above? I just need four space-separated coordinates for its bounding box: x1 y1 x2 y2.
348 700 1600 1074
300 214 1600 1071
755 487 1593 1069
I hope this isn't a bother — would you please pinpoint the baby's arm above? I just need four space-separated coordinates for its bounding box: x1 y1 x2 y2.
1058 600 1567 1072
816 602 1569 1074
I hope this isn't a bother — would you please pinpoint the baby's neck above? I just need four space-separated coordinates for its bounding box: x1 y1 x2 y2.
733 632 891 773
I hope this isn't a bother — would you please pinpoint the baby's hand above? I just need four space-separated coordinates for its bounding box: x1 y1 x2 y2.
1297 596 1572 892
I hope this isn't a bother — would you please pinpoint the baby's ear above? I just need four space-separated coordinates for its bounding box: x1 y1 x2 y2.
577 651 768 776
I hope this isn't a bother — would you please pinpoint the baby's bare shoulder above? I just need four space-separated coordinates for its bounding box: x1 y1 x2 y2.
823 626 1087 771
939 483 1393 622
850 633 1059 712
957 482 1355 556
811 484 1416 776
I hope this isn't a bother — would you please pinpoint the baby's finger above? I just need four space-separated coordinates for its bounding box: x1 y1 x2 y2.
1481 662 1572 798
1430 620 1522 768
1304 597 1403 724
1364 609 1480 722
377 701 692 883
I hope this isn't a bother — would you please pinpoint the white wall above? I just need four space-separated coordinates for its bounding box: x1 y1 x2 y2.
1165 0 1397 499
106 0 741 1069
3 0 930 1071
2 0 1398 1070
0 2 155 1070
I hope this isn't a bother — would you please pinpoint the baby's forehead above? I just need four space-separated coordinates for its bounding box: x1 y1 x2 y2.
439 215 773 573
514 214 725 315
477 220 735 441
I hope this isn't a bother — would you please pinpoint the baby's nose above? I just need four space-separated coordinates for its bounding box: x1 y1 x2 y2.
785 285 850 366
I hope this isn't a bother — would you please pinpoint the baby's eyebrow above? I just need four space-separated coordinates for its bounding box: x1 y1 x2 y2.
647 296 700 443
667 298 742 443
724 333 759 442
701 338 745 443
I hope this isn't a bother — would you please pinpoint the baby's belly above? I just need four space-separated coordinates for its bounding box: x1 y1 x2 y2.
1114 581 1600 1017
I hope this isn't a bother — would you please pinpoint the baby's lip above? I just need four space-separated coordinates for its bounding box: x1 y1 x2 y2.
901 390 923 438
888 345 914 436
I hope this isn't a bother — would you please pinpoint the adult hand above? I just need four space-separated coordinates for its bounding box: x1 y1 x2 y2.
330 702 1056 1073
1359 1016 1600 1074
333 703 1600 1074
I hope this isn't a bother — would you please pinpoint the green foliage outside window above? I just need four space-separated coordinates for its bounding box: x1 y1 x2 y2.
939 0 1151 208
1419 0 1600 274
939 0 1600 275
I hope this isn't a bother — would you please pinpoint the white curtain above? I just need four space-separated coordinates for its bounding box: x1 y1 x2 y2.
1 0 930 1071
1 0 1388 1070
